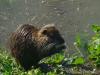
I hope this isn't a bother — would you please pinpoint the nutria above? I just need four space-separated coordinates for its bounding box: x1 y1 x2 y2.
8 24 66 70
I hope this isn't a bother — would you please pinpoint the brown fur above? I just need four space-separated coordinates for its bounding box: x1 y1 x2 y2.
8 24 66 70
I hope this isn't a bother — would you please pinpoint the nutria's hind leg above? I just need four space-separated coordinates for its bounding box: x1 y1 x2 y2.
38 63 53 73
17 60 33 71
21 64 32 71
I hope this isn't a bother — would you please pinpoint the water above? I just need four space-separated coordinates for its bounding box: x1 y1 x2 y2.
0 0 100 51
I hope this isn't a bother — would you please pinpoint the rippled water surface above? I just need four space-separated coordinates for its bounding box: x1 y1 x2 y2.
0 0 100 51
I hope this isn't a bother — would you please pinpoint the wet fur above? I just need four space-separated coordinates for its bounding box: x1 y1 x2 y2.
8 24 65 70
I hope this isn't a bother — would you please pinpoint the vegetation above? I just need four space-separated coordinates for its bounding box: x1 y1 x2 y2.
88 25 100 67
0 24 100 75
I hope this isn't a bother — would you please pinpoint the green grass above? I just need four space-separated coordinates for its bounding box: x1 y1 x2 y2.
0 49 66 75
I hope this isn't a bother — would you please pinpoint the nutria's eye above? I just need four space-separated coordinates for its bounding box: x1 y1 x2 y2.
42 29 48 35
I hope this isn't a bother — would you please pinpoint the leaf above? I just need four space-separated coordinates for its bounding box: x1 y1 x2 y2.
92 24 100 33
72 57 85 65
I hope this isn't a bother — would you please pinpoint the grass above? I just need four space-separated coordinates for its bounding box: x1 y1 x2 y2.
0 48 66 75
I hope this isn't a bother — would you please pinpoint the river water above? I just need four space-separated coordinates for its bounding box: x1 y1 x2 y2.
0 0 100 52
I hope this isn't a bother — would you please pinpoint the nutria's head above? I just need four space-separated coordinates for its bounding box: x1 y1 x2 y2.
36 24 66 57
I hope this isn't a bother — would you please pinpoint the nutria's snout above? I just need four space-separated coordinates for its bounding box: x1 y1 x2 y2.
55 43 66 50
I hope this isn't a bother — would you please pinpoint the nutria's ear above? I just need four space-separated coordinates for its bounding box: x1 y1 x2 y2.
38 24 55 35
38 29 48 35
42 29 48 35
